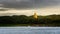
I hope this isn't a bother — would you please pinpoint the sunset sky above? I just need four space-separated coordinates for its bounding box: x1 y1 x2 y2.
0 0 60 16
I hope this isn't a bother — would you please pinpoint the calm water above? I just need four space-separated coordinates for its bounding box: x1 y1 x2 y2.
0 27 60 34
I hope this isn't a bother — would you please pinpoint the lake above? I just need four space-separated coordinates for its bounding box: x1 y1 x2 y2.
0 27 60 34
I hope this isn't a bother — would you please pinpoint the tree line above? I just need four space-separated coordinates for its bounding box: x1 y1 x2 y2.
0 15 60 26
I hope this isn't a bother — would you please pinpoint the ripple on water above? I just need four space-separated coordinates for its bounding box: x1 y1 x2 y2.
0 27 60 34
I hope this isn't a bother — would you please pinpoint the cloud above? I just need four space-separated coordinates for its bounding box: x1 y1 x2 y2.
0 0 34 9
0 9 8 11
0 9 34 16
0 0 60 9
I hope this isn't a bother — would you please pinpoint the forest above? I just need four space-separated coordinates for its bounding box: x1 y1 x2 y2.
0 14 60 26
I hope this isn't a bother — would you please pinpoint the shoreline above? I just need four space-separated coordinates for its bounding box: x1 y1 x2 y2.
0 24 60 27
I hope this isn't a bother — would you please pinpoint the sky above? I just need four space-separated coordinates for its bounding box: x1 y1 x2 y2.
0 0 60 16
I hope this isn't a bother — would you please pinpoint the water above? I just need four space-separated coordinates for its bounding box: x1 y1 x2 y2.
0 27 60 34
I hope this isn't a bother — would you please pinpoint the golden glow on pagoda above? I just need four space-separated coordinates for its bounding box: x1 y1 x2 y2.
33 11 38 19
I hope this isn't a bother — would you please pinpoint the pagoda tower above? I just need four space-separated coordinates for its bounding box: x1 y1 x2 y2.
33 11 38 19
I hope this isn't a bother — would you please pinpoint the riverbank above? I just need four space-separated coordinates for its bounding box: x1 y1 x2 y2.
0 24 60 27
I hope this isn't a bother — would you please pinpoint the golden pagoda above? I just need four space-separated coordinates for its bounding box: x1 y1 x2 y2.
33 11 38 19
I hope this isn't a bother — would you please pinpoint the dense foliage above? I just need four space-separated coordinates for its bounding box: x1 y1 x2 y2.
0 15 60 26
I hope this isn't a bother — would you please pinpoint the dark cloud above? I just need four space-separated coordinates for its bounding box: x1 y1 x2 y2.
0 0 34 9
3 2 33 9
0 0 60 9
0 9 8 11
